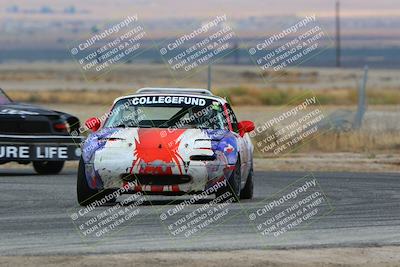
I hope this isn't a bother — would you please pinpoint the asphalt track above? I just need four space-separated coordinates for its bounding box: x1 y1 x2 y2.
0 167 399 256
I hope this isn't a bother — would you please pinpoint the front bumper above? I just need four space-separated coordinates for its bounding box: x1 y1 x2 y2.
88 161 232 193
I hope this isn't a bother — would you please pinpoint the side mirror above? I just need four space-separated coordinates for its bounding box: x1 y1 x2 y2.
238 120 255 137
85 117 101 132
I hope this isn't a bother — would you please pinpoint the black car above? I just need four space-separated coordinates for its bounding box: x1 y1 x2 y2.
0 88 84 174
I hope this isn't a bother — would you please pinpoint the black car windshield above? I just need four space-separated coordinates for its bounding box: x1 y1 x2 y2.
104 95 229 130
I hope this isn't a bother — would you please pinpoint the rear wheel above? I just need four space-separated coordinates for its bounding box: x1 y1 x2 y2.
240 166 254 200
216 159 241 202
33 161 64 174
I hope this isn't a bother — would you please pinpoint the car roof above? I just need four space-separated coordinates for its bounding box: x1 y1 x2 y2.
137 88 213 95
114 87 227 104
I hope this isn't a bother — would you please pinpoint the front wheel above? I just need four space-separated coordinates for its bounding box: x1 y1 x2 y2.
77 157 98 206
33 161 64 174
77 157 116 206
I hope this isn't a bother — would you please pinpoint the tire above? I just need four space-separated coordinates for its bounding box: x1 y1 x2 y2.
33 161 64 174
77 157 98 206
216 159 241 202
240 166 254 200
77 157 116 206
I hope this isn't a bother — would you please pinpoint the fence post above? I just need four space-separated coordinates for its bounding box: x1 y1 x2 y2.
353 65 368 129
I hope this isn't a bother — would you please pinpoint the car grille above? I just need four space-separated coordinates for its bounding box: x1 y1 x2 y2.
121 174 192 185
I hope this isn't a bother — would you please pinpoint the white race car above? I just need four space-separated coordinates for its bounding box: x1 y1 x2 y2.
77 88 255 205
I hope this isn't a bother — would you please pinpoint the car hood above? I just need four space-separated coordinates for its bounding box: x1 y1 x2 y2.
83 127 238 165
0 102 60 116
89 127 232 142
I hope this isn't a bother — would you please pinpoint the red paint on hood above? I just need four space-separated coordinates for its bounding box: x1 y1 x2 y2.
131 128 186 175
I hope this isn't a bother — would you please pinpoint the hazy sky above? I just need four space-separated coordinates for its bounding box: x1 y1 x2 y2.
0 0 399 19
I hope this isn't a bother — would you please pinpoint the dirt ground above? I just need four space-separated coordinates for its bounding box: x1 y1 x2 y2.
254 153 400 173
1 246 400 267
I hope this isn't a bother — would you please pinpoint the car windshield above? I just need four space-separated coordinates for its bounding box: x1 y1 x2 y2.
103 95 229 130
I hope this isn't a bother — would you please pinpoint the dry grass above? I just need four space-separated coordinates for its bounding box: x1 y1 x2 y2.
215 87 400 106
253 130 400 157
240 69 319 83
8 87 400 106
7 90 126 105
303 131 400 153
